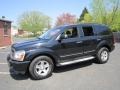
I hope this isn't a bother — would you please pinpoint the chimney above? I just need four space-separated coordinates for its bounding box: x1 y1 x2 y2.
2 16 5 19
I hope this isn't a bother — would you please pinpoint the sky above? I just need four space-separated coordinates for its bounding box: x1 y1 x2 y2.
0 0 92 26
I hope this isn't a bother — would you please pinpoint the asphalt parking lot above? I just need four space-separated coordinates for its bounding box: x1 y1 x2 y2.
0 43 120 90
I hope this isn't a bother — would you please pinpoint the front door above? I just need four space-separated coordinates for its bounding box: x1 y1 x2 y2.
55 26 84 60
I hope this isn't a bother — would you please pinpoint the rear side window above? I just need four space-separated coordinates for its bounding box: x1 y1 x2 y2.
94 26 110 35
82 26 94 36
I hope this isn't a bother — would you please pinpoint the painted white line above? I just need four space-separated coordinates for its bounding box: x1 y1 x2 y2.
0 72 17 75
0 63 7 65
0 72 10 74
0 47 7 49
0 52 9 54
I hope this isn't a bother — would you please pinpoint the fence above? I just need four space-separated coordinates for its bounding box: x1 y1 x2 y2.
113 32 120 43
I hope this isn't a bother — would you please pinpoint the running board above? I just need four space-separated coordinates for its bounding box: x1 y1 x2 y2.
58 56 95 66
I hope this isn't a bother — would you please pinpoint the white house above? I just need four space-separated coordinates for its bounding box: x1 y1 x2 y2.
11 26 18 36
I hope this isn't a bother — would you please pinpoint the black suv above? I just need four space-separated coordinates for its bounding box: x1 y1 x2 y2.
7 24 115 80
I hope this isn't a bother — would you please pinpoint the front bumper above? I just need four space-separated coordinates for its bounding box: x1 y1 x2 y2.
7 54 30 74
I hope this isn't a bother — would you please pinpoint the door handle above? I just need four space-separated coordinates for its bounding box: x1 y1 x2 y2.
97 39 101 41
76 41 83 44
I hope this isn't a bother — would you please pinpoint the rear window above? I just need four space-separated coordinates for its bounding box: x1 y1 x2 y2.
82 26 94 36
94 25 110 35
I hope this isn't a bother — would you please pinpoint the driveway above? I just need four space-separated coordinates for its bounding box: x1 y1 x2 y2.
0 43 120 90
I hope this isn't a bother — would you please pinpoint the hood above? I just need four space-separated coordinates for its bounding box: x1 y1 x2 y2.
12 38 48 50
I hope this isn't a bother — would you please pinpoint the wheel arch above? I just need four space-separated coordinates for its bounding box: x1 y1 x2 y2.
96 41 111 52
28 52 59 66
35 54 55 64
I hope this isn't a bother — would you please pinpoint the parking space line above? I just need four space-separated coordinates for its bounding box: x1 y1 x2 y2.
0 63 7 65
0 52 9 54
0 72 15 75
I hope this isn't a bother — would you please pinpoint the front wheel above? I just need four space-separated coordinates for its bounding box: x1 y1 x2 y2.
29 56 54 80
95 47 109 64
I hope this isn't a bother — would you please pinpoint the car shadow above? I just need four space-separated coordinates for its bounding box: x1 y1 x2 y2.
9 69 29 80
9 59 94 80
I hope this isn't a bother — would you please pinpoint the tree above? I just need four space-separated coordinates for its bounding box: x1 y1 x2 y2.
79 7 89 22
110 10 120 31
55 13 77 26
91 0 107 24
108 0 120 25
91 0 120 31
83 13 93 23
18 11 51 36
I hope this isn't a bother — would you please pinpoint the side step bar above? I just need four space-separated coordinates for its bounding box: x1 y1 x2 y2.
58 56 95 66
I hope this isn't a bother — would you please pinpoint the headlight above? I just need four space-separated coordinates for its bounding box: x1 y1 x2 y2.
13 50 25 61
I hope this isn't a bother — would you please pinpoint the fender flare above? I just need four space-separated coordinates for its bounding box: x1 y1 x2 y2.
25 48 61 65
96 40 111 51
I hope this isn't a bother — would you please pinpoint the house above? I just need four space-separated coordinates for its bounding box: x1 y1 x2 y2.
18 29 34 37
18 29 24 35
0 19 12 47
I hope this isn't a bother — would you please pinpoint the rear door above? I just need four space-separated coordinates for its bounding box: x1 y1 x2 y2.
81 25 97 55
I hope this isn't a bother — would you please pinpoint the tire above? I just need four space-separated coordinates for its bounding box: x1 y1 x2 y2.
95 47 109 64
29 56 54 80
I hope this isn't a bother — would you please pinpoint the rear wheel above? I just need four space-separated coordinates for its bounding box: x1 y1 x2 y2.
29 56 54 80
95 47 109 64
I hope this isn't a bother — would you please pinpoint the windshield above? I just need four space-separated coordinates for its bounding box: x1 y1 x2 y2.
39 28 61 40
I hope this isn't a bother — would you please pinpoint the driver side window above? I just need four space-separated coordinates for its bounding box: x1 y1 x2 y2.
61 27 78 39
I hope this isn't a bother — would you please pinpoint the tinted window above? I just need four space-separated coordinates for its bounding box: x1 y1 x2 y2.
100 26 110 35
62 27 78 39
82 26 94 36
94 26 110 35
